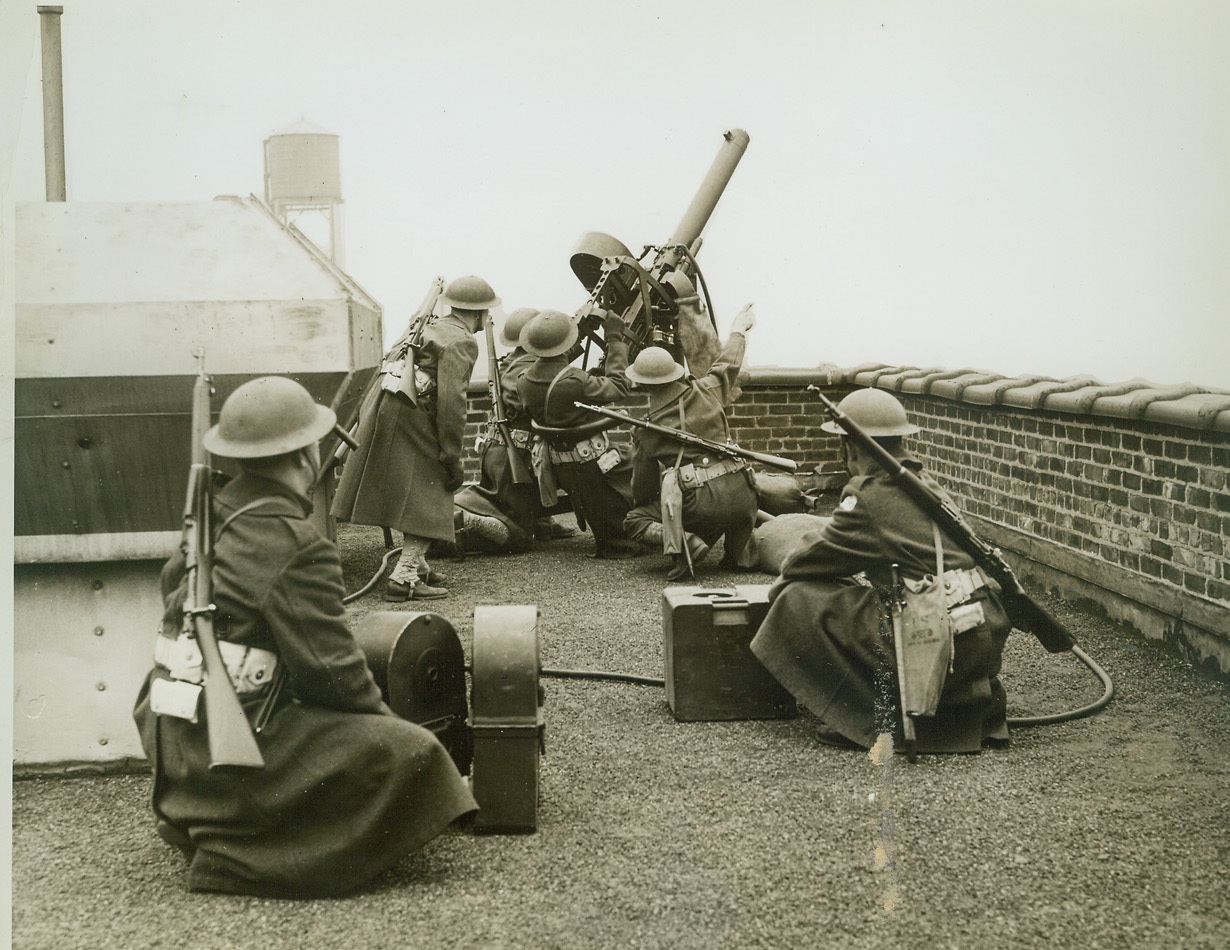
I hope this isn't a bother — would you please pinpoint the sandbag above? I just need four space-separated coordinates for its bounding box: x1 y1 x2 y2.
752 513 832 573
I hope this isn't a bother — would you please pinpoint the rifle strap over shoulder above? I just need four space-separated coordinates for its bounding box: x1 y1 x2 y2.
543 366 572 425
216 497 281 538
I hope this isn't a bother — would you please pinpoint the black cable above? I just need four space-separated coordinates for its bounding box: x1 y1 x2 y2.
1006 645 1114 727
343 547 398 605
542 668 664 687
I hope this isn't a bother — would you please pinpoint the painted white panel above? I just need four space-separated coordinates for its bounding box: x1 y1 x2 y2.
14 562 163 765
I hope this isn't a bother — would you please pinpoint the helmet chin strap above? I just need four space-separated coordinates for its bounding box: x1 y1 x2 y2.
300 446 322 499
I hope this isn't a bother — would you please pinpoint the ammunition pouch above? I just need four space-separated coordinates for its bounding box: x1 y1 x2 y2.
676 456 746 490
548 431 612 465
494 426 535 451
154 633 280 696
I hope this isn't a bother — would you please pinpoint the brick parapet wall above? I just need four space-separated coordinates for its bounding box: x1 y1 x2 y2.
461 364 1230 675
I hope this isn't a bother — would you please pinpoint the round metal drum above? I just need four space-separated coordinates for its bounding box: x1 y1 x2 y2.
569 231 634 290
352 610 471 774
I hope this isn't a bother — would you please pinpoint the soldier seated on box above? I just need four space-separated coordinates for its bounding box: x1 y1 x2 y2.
133 376 476 898
621 304 760 581
750 389 1013 754
517 308 644 559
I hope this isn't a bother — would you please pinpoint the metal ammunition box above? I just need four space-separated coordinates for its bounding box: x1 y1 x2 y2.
662 585 796 722
470 605 543 833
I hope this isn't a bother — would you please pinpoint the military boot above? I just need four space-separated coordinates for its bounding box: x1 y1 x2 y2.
637 523 666 551
462 511 511 551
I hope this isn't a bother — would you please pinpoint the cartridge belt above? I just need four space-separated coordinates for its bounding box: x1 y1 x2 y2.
941 566 990 609
549 431 610 464
154 634 280 695
676 456 746 490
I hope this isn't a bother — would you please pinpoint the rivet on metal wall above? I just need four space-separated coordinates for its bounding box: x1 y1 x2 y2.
92 580 104 591
94 626 105 636
96 682 106 691
99 738 109 746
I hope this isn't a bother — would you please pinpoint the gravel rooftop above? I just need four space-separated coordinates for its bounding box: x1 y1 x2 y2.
10 519 1230 950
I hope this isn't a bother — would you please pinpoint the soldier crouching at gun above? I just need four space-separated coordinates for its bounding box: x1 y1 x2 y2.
750 389 1013 755
517 308 646 559
450 306 577 554
618 303 761 580
133 375 476 898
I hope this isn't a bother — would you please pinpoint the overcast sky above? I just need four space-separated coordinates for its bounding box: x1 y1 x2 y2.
4 0 1228 387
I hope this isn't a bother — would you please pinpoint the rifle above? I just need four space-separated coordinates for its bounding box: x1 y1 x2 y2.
183 349 265 769
484 314 535 484
574 401 798 473
571 129 750 362
381 276 447 407
807 385 1075 654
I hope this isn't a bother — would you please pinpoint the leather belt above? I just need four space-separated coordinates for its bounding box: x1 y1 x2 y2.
676 455 746 490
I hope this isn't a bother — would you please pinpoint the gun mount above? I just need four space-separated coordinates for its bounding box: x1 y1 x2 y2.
570 128 750 364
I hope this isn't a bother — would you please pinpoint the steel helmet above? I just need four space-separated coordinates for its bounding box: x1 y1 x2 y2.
441 275 500 312
520 309 578 357
203 376 337 458
501 307 540 347
820 388 919 437
625 346 685 386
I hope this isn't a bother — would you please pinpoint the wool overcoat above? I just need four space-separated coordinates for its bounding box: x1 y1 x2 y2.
134 473 476 898
332 315 479 540
454 348 540 546
750 457 1012 753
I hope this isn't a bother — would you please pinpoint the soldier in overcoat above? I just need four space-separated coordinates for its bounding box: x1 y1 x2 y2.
621 304 759 580
332 275 498 599
750 389 1013 753
452 307 572 552
133 376 476 898
517 309 644 558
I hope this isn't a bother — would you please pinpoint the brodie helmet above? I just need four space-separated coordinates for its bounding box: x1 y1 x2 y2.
500 307 540 347
819 388 919 437
202 376 337 458
625 346 685 386
520 310 578 358
440 275 500 312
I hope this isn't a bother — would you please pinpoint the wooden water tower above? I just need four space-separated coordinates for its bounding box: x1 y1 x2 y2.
263 118 345 265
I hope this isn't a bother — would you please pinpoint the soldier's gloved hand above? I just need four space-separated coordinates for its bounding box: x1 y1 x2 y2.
602 314 626 340
443 460 465 493
731 303 756 336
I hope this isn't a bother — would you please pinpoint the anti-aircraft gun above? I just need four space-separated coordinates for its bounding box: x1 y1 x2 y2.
570 128 750 368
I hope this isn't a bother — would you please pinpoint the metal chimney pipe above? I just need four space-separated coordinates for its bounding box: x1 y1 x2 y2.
38 5 66 201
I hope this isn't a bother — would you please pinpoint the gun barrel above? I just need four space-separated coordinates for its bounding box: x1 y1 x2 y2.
667 129 751 251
